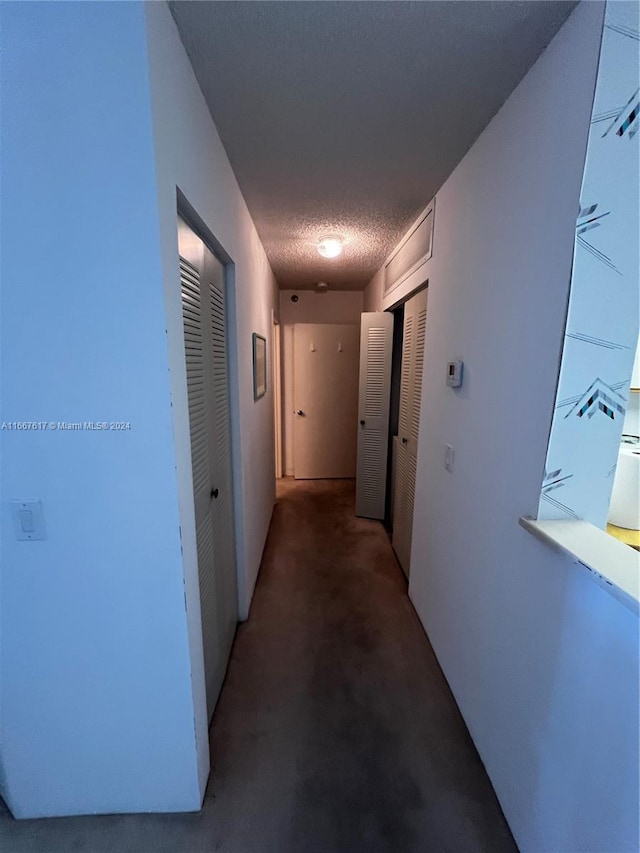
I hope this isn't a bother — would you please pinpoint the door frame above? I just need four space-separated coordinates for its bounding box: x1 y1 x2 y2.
177 191 245 618
272 311 283 479
172 192 249 794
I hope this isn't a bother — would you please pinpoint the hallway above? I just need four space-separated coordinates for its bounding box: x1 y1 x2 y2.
0 479 516 853
3 3 636 848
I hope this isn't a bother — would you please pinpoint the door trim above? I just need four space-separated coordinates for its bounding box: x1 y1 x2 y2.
272 315 283 479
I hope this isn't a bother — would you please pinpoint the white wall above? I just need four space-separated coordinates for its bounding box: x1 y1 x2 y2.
363 268 384 313
365 4 639 851
0 2 199 817
279 290 363 475
144 1 279 794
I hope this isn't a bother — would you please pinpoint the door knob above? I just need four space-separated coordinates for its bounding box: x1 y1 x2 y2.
402 437 408 445
360 420 365 426
296 410 305 416
211 488 219 499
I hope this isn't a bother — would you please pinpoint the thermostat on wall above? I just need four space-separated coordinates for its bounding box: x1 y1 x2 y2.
446 360 464 388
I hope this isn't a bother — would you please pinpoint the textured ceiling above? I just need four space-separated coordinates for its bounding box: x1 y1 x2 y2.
169 1 576 290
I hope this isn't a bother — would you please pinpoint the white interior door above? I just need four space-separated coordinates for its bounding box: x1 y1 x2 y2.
178 217 238 721
355 312 394 519
393 288 428 577
293 323 359 479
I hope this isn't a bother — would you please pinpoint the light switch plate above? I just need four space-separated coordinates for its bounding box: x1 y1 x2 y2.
11 500 46 540
446 360 464 388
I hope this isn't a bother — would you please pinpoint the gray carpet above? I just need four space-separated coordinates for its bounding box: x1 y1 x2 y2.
0 478 517 853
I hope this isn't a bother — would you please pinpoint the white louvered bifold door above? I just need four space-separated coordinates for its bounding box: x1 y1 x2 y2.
391 307 414 569
355 312 394 519
178 217 238 723
204 245 238 684
393 288 428 577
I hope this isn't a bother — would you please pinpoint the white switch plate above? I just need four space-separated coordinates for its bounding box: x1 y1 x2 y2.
446 360 464 388
11 500 46 540
445 444 454 472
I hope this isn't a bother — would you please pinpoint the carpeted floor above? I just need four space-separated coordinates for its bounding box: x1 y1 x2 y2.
0 478 517 853
205 478 517 853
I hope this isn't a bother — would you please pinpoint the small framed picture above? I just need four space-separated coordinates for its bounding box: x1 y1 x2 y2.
252 333 267 400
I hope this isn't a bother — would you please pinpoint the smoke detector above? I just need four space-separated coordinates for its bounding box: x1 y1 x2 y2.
316 281 329 294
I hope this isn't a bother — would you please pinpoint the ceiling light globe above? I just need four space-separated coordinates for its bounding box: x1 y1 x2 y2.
317 236 343 259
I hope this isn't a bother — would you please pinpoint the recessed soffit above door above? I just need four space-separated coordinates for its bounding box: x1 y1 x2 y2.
169 1 576 291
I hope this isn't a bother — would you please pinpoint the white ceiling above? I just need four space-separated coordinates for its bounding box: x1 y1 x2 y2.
169 0 576 290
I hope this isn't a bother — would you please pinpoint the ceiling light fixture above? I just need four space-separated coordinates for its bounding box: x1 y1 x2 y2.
317 235 343 259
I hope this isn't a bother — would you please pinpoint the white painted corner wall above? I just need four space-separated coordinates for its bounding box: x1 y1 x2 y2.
144 0 279 794
279 290 363 475
0 1 199 817
365 3 639 851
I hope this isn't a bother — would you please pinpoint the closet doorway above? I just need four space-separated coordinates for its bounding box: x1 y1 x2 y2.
178 215 239 721
392 287 428 577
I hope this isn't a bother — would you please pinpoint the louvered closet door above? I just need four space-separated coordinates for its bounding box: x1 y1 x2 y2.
203 245 238 680
392 306 414 570
178 219 221 721
393 288 427 577
178 217 238 722
393 440 410 569
355 312 394 519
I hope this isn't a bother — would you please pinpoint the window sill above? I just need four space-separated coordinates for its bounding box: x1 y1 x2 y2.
519 517 639 615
